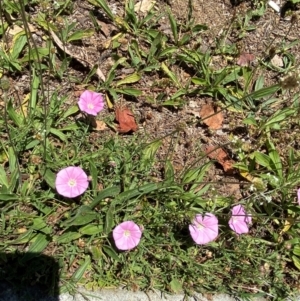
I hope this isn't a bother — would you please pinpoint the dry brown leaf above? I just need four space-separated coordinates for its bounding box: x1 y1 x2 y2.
237 53 255 66
93 120 107 131
115 106 138 133
199 104 223 130
206 145 235 173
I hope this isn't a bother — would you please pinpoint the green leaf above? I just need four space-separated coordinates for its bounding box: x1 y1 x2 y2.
141 140 162 168
21 233 50 263
0 166 9 188
6 99 23 127
293 245 300 256
169 278 182 293
115 73 141 86
253 151 271 168
168 12 178 43
102 245 120 262
32 218 52 234
89 186 121 209
42 168 55 189
292 255 300 270
269 150 283 178
11 34 27 60
71 256 91 282
63 205 98 227
161 62 180 87
0 193 19 201
67 29 94 42
88 0 114 21
53 231 81 244
79 224 103 235
62 105 79 120
30 70 40 112
104 204 114 234
115 88 142 96
248 84 280 100
164 160 174 182
50 128 67 141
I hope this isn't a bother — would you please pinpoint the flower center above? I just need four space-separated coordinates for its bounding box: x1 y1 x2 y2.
88 103 94 109
68 179 77 187
196 223 204 230
123 230 131 237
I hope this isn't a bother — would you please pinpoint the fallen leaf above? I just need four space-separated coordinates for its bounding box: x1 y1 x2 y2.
134 0 156 13
115 106 138 133
199 104 223 130
237 53 255 66
93 120 107 131
206 145 235 173
271 54 283 67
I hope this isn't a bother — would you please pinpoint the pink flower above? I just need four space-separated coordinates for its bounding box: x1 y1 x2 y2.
78 90 104 116
55 166 89 198
297 189 300 205
113 221 142 251
229 205 252 235
189 213 218 245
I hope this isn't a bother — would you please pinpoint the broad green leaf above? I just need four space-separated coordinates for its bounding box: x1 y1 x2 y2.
79 224 103 235
191 77 207 85
102 245 120 262
50 128 67 141
169 278 182 293
42 168 55 189
67 29 94 42
62 105 79 120
0 166 9 188
253 151 271 168
6 99 23 126
22 233 49 258
261 108 295 130
0 193 18 201
115 88 142 96
164 160 174 182
71 256 91 282
10 230 35 244
158 47 178 58
104 204 114 234
11 34 27 60
53 232 81 244
89 186 121 209
63 206 98 227
293 246 300 256
292 255 300 270
32 218 52 234
141 140 162 167
248 84 280 100
269 150 283 178
115 73 141 86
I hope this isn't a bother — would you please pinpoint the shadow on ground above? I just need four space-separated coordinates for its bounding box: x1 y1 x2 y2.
0 252 59 301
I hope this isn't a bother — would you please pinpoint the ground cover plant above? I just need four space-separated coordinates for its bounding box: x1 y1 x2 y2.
1 0 300 300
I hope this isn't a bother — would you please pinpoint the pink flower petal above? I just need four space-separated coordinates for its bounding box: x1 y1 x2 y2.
229 219 249 234
55 166 89 198
189 213 218 245
229 205 251 235
113 221 142 251
297 189 300 205
78 90 104 116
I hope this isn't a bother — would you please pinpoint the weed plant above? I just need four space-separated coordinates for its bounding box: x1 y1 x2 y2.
0 0 300 300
